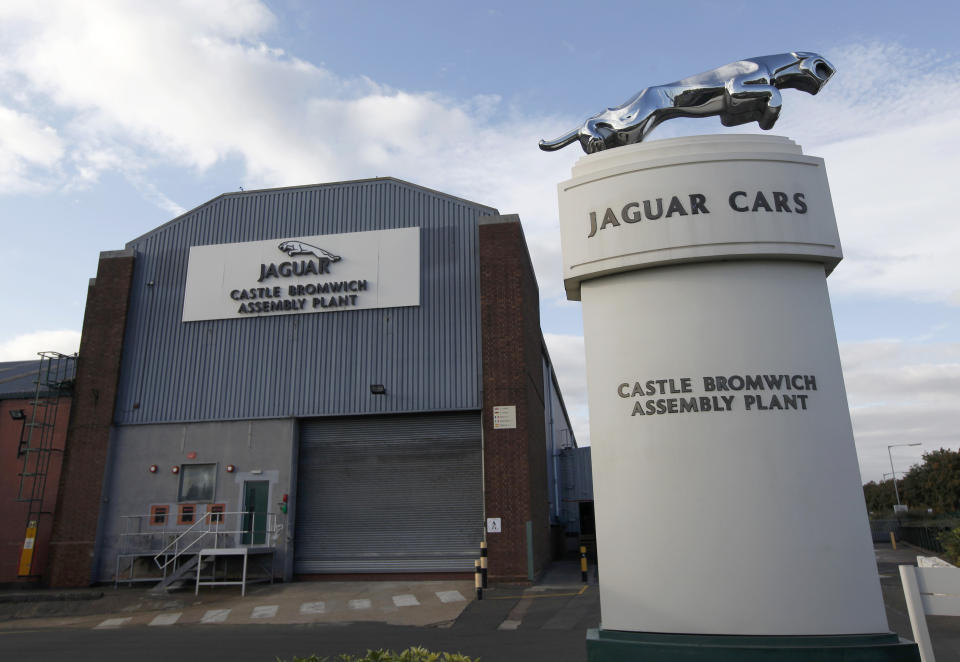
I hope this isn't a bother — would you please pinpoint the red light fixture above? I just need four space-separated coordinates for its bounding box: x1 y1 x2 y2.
225 464 235 473
186 451 197 459
149 464 158 473
171 466 180 474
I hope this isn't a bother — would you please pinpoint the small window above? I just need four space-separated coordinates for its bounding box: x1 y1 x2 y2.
178 464 216 502
150 505 169 526
208 503 226 524
178 504 196 525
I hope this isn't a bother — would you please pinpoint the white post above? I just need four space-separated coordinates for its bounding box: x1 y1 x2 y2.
899 565 935 662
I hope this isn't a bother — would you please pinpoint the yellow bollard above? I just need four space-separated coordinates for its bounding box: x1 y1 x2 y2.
580 545 588 583
889 531 897 550
17 520 38 577
475 560 483 600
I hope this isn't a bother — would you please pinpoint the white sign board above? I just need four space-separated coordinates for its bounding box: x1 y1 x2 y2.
486 518 502 533
182 227 420 322
492 406 516 429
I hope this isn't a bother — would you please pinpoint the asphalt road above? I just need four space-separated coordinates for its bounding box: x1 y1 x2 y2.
0 622 587 662
0 586 600 662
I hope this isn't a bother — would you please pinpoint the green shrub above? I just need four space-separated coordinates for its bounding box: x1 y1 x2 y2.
278 646 478 662
937 527 960 565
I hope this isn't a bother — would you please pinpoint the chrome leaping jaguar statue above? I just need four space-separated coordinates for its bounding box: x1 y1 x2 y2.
539 52 836 154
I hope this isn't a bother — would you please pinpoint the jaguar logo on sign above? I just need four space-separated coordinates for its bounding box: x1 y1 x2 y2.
259 241 343 282
279 240 341 265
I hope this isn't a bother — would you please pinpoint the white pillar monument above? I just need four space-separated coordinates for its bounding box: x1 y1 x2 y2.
558 134 920 660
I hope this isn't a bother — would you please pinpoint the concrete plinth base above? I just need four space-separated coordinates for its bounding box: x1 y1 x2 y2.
586 629 921 661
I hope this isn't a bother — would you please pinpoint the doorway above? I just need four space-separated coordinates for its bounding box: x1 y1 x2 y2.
242 480 269 545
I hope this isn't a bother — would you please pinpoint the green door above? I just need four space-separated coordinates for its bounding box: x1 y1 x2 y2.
242 480 269 545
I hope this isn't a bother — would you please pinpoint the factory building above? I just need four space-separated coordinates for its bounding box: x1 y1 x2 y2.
43 178 579 587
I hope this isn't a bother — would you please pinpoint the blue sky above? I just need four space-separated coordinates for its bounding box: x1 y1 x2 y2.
1 0 958 483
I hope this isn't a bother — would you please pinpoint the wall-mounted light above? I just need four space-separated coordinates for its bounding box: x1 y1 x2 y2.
370 384 386 395
171 466 180 474
225 464 236 473
186 451 197 459
9 409 25 420
149 464 158 473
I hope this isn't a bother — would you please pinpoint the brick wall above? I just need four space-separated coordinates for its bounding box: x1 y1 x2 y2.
46 250 135 587
478 215 551 582
0 397 70 584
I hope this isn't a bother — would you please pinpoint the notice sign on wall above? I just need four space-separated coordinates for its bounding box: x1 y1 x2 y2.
182 227 420 322
492 405 516 429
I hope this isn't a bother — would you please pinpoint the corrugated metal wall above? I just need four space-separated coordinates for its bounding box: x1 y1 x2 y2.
563 446 594 502
296 412 482 573
115 179 496 424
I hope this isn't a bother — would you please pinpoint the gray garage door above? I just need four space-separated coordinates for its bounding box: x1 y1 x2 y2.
295 412 483 573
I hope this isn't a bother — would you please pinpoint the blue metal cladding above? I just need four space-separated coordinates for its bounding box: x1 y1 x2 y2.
114 178 497 424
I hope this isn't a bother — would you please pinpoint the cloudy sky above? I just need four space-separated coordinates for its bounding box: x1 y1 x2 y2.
1 1 958 483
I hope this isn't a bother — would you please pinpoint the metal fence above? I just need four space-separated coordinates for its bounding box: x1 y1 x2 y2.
869 520 950 553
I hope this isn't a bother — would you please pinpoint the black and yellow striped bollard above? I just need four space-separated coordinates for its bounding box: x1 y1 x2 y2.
480 540 488 588
475 559 483 600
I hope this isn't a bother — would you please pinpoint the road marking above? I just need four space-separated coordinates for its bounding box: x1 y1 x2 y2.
148 613 181 627
490 586 588 600
498 597 533 630
300 601 326 615
251 605 279 619
436 590 465 603
201 609 231 624
392 594 420 607
95 617 132 629
349 599 371 610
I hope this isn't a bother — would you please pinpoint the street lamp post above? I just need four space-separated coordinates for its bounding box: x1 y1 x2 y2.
887 443 922 507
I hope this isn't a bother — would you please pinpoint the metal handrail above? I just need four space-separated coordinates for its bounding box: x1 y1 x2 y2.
152 510 281 571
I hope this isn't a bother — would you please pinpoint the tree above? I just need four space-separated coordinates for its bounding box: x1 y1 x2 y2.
902 449 960 513
863 479 898 515
863 449 960 516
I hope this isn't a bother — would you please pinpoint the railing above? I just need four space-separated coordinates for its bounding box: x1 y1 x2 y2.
115 511 282 567
898 526 949 554
153 510 283 571
869 519 950 553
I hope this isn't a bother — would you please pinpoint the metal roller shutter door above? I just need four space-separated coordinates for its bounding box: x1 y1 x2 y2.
295 412 483 573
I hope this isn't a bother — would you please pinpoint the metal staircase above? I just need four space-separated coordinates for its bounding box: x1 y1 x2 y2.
116 510 281 596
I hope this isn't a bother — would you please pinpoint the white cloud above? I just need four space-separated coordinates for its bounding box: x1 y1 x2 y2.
0 330 81 361
0 104 63 192
841 338 960 482
0 0 575 295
